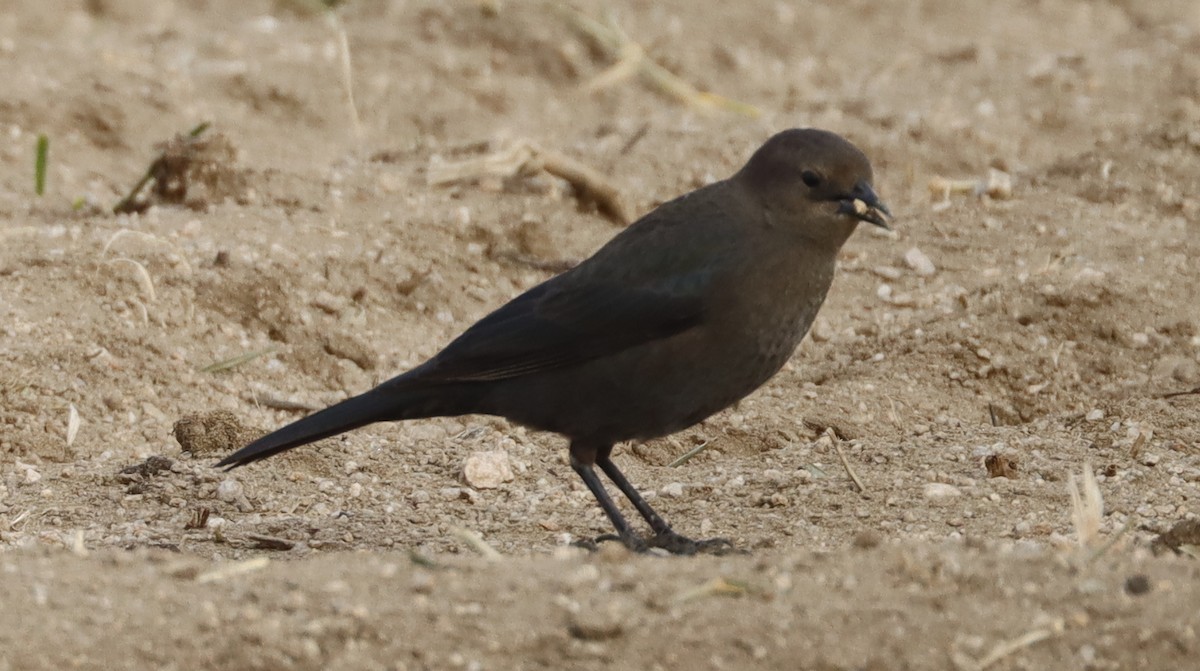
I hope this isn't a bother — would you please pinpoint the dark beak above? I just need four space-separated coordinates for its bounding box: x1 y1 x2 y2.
836 181 892 230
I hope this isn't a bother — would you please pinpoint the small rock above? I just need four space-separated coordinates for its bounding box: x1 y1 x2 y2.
871 265 904 280
852 529 883 549
984 454 1018 479
660 482 685 498
216 478 243 502
903 247 937 276
461 450 514 489
1151 519 1200 556
923 483 962 499
1124 574 1151 596
1152 356 1200 384
173 410 253 456
809 317 833 342
1085 408 1105 422
984 168 1013 199
568 602 627 641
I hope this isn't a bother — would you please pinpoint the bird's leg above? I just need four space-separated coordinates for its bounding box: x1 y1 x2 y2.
568 442 644 551
595 453 736 556
594 452 671 535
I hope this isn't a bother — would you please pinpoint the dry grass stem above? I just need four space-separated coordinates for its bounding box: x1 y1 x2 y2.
1068 463 1103 549
70 530 87 557
954 617 1063 670
429 140 632 224
674 577 749 603
829 428 866 493
252 394 321 412
451 526 502 560
195 557 271 583
534 148 634 224
102 229 193 276
201 347 277 374
427 142 535 187
668 440 711 468
561 7 760 117
107 257 156 303
66 403 80 448
327 11 364 147
1085 519 1132 563
582 42 644 92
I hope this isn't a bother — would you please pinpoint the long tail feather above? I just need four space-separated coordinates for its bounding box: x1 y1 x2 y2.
218 390 408 469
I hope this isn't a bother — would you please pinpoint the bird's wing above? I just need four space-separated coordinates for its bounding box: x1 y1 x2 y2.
412 272 710 383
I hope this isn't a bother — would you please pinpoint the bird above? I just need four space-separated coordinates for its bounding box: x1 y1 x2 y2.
217 128 891 554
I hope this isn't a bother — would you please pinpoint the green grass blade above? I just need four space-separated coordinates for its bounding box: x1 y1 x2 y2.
34 135 48 196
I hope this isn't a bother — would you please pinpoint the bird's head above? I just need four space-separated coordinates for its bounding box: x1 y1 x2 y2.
736 128 892 245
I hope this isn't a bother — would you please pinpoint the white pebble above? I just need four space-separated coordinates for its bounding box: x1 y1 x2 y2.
923 483 962 499
904 247 937 276
660 482 685 498
461 450 514 489
984 169 1013 199
216 478 243 502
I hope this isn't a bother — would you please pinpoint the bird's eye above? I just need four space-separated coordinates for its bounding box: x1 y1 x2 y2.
800 170 822 188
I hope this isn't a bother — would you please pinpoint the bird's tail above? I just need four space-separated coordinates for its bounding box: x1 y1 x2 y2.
216 384 474 469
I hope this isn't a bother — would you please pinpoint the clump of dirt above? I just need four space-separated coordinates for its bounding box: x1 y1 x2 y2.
174 410 256 456
115 126 250 213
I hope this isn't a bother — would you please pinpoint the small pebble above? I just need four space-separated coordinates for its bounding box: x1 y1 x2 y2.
904 247 937 276
923 483 962 499
462 450 514 489
660 482 685 498
852 529 883 549
1124 574 1151 596
216 478 243 502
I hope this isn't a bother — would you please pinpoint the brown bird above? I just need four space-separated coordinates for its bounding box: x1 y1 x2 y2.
218 128 891 554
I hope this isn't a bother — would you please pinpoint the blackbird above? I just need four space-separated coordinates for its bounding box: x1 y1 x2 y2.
218 128 891 554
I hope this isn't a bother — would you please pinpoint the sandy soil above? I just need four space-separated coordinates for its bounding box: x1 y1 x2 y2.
2 1 1199 669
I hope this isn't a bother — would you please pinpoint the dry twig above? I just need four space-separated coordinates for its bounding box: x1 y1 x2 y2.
953 617 1064 671
451 525 502 560
195 557 270 583
114 122 210 214
560 7 760 118
252 394 321 412
828 428 866 493
1067 463 1102 549
667 440 711 468
429 140 633 225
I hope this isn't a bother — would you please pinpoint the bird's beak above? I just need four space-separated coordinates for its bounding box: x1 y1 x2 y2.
836 181 892 230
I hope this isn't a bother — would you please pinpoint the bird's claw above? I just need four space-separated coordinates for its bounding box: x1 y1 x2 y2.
573 530 741 556
646 530 741 556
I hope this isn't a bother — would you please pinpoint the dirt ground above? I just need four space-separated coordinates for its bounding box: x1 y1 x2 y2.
2 1 1200 669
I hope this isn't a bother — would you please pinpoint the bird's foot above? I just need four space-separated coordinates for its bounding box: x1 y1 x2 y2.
646 530 741 556
572 530 740 556
572 532 648 553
